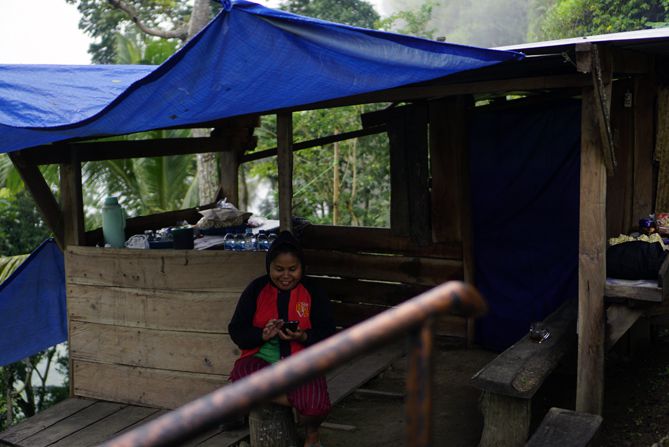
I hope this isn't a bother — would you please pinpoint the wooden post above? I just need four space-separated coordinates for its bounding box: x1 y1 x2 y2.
9 151 65 248
478 392 531 447
632 75 656 220
60 146 85 247
576 87 607 415
406 318 433 447
249 403 299 447
220 149 239 207
429 96 476 345
387 104 430 244
277 112 293 233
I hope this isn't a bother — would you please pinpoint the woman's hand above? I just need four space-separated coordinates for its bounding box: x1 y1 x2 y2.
262 319 283 341
279 326 307 343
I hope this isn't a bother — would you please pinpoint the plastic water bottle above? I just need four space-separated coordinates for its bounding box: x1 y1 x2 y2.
244 228 257 251
223 233 235 250
267 232 278 248
256 231 269 251
234 232 245 251
101 196 126 248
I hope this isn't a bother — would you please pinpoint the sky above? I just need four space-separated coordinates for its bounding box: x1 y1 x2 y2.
0 0 387 65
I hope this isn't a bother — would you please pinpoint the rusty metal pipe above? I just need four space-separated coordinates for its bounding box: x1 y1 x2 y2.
406 318 434 447
100 281 485 447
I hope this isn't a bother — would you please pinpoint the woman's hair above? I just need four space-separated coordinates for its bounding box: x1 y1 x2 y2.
265 230 305 272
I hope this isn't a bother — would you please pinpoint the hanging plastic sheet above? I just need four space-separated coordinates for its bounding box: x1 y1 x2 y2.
0 239 66 366
0 0 523 153
470 99 581 352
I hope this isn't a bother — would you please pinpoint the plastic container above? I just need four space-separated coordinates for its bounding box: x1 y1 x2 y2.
223 233 236 250
234 232 245 251
267 232 278 248
256 231 269 251
172 226 194 249
244 228 257 251
101 196 126 248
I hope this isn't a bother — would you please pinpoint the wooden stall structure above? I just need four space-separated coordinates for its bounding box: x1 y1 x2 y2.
4 25 669 445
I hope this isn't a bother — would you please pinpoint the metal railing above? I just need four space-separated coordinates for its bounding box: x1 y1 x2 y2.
100 281 486 447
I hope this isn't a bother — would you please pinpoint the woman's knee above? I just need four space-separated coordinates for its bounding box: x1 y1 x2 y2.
229 356 269 381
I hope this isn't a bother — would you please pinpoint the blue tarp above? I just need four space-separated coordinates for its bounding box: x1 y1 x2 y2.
471 99 581 352
0 0 523 153
0 239 66 366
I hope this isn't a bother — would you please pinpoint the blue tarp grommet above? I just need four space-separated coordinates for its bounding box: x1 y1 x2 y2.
220 0 232 11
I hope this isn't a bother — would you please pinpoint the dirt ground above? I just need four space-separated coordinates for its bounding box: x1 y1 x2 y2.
309 328 669 447
319 340 495 447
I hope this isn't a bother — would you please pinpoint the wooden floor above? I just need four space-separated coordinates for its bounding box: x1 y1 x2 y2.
0 342 404 447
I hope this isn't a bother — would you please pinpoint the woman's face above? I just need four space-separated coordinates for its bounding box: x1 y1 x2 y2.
269 252 303 291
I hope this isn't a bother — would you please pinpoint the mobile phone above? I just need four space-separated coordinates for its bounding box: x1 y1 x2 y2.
283 320 299 332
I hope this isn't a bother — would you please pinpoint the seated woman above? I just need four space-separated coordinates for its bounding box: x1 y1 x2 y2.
228 230 336 447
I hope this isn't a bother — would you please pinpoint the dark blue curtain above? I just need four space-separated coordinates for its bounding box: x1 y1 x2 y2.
470 99 581 351
0 239 66 366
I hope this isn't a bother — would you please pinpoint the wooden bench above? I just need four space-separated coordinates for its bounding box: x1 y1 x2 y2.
604 253 669 303
470 299 577 447
525 407 602 447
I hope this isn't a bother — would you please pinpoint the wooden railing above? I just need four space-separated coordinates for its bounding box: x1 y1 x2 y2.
100 281 486 447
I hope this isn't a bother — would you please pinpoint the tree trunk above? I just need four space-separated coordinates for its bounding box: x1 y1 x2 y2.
196 149 219 205
188 0 212 37
347 138 359 226
332 138 340 225
249 404 299 447
190 0 220 206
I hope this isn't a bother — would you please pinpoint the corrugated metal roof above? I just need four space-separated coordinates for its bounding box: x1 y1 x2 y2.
496 27 669 56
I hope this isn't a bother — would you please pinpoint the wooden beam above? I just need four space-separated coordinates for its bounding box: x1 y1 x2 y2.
591 45 616 176
60 147 85 247
576 85 607 415
632 74 656 221
284 74 592 113
606 304 643 350
655 86 669 212
577 43 616 175
300 225 462 259
21 137 227 165
9 151 65 248
606 79 635 236
387 104 431 243
277 112 293 232
428 98 463 244
219 150 239 207
240 126 386 163
610 47 653 75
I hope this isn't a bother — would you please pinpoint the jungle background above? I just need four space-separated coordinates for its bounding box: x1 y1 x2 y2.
2 0 669 443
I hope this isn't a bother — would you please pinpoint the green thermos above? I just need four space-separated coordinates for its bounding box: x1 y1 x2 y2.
102 196 126 248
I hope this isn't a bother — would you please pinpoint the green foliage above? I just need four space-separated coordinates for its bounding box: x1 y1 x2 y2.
115 31 180 65
0 345 69 431
527 0 559 41
446 0 530 47
83 130 198 229
380 0 531 47
0 189 52 256
378 1 437 39
64 0 202 63
247 105 390 227
535 0 669 40
280 0 380 28
0 254 29 283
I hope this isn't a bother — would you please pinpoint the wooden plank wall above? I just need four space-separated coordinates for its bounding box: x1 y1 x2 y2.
300 99 468 340
66 247 266 409
606 77 657 237
300 226 466 338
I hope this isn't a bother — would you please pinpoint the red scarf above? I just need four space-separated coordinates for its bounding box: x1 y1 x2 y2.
239 282 313 359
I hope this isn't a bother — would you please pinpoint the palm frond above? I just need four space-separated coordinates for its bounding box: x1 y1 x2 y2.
0 254 29 283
